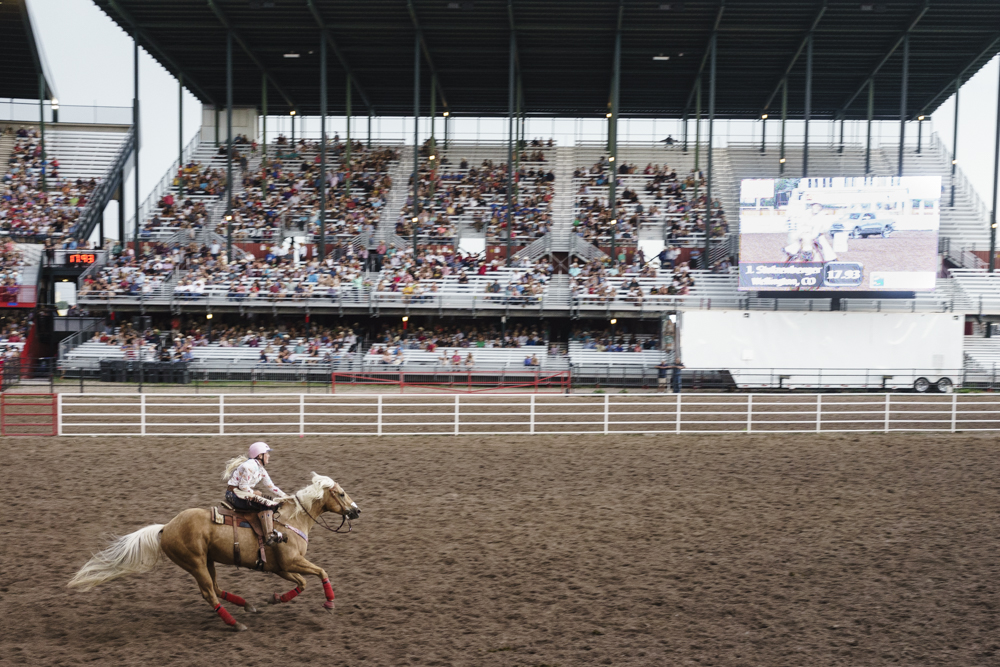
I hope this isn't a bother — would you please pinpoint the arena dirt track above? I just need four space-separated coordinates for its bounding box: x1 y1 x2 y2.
2 433 998 666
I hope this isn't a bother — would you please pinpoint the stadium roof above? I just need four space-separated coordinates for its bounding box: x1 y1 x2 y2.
92 0 1000 120
1 0 56 101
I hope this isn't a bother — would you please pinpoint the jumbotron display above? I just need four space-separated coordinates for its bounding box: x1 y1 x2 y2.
738 176 941 292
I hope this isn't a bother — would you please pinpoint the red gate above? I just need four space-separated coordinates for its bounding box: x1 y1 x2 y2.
1 393 58 436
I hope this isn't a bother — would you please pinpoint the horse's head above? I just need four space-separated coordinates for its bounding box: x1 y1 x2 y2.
310 472 360 520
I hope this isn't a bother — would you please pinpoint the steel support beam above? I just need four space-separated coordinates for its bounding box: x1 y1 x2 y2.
780 79 787 174
133 39 140 256
178 75 184 201
991 62 1000 273
407 0 449 111
760 3 827 114
683 3 725 114
704 32 716 272
865 80 873 175
106 0 215 106
207 0 296 109
261 74 268 164
951 79 959 207
413 32 421 259
306 0 373 113
38 73 46 193
803 34 812 178
837 1 928 116
319 36 327 261
225 31 233 262
919 33 1000 116
506 28 515 267
898 34 909 177
609 0 623 265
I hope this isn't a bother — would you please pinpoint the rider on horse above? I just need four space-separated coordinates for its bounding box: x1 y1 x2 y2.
223 442 286 545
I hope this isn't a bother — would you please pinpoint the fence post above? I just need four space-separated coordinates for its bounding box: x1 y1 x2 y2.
56 392 63 436
816 393 822 433
603 394 609 434
377 394 383 436
884 393 890 433
951 393 957 433
530 394 536 434
140 393 147 436
746 394 753 433
219 394 225 435
454 394 460 436
675 393 682 433
299 394 305 436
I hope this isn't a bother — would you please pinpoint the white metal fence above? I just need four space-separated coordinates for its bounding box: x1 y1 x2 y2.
57 392 1000 436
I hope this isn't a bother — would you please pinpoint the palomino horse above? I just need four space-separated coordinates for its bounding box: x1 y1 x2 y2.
69 473 360 631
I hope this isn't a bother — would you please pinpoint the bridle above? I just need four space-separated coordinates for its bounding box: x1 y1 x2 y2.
293 491 352 533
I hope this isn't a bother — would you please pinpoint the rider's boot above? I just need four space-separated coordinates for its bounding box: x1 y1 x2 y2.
258 510 285 546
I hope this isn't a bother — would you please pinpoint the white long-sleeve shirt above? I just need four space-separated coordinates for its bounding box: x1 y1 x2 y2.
227 459 284 497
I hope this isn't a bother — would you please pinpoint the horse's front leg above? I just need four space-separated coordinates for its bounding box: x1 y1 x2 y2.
282 558 336 610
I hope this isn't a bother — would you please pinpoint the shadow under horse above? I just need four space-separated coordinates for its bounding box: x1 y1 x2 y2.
68 473 361 631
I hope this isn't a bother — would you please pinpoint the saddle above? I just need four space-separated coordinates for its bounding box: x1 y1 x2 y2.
212 503 267 570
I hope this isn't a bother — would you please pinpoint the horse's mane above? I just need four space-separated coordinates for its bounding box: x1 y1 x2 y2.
221 455 248 482
281 473 339 521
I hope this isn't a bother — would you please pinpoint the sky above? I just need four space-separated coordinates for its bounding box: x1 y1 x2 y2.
21 0 1000 241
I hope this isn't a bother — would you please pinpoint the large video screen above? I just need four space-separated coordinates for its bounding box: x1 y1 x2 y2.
738 176 941 292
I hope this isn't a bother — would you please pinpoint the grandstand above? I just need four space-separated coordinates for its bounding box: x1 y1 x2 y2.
0 0 997 392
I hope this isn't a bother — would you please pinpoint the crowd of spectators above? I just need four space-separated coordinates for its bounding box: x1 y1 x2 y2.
568 255 697 305
0 240 25 300
0 310 30 357
572 159 728 245
570 328 662 352
374 247 553 304
368 323 554 366
91 321 361 364
0 126 97 240
174 250 371 301
397 153 555 242
230 139 396 243
79 243 178 298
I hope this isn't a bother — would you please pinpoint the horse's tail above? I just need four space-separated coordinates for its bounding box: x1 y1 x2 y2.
68 524 164 591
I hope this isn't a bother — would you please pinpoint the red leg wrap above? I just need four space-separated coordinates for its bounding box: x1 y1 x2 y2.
279 586 302 603
220 591 247 607
322 578 335 601
214 603 237 626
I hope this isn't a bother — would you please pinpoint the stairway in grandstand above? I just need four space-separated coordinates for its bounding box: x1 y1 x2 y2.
46 128 130 183
963 335 1000 375
0 134 15 172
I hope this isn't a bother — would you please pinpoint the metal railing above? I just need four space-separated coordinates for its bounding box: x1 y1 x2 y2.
74 126 136 241
55 391 1000 436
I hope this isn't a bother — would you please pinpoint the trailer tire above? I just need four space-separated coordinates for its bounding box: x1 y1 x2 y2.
913 377 931 393
935 377 954 394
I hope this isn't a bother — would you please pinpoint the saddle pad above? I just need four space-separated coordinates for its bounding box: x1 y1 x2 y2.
213 506 251 529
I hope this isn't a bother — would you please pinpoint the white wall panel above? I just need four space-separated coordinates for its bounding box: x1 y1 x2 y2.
681 311 964 387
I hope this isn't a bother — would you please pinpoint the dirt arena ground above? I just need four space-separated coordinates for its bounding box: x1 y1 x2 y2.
2 432 998 666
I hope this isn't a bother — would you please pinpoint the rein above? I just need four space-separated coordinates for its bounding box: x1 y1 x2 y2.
293 492 352 534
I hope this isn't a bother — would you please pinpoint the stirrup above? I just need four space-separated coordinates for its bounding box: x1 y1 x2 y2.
264 530 285 546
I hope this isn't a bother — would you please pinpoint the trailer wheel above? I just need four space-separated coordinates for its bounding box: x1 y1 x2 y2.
913 377 931 393
935 377 954 394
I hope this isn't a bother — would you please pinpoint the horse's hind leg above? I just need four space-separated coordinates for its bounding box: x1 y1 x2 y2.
268 570 307 606
191 563 247 632
208 560 257 614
